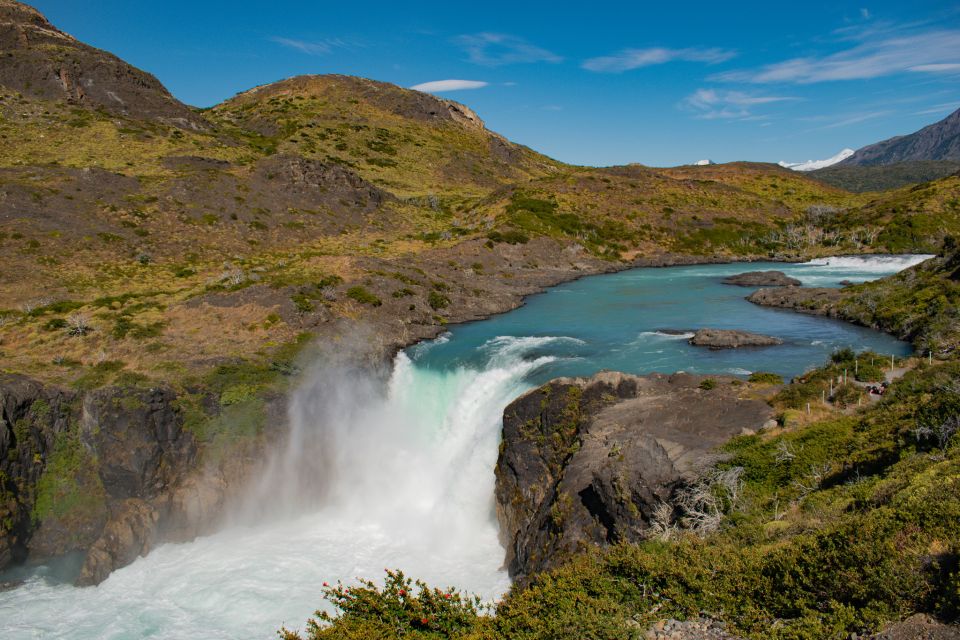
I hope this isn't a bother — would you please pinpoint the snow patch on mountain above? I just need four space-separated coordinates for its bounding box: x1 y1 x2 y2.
778 148 855 172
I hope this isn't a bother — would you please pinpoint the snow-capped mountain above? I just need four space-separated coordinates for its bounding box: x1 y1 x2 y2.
694 159 715 166
778 148 855 172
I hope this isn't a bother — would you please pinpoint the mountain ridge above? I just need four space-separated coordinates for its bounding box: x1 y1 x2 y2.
840 107 960 166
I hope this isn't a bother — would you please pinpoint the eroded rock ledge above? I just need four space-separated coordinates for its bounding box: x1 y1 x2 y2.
688 328 783 349
722 270 801 287
495 371 774 581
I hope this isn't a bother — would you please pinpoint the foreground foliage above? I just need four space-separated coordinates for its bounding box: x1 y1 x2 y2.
283 358 960 639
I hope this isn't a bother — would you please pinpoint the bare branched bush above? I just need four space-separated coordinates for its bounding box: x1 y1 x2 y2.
649 466 746 538
66 312 92 336
792 462 832 498
320 285 337 301
775 440 797 464
805 204 841 225
914 415 960 451
648 500 676 541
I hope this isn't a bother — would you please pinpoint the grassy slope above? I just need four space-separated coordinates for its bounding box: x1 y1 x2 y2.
0 76 917 389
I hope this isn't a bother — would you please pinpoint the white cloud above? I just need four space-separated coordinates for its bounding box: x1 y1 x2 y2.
682 88 797 119
271 36 350 56
455 33 562 66
712 27 960 83
860 8 871 20
582 47 735 73
910 63 960 73
410 79 489 92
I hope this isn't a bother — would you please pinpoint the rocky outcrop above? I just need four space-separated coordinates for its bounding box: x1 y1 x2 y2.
722 270 801 287
0 375 76 568
495 371 774 580
869 614 960 640
688 328 783 349
0 375 215 584
0 0 206 128
746 286 844 316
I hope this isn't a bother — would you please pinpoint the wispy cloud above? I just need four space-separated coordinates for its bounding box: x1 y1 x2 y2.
913 102 960 116
455 33 562 66
802 110 894 130
410 79 489 92
582 47 735 73
271 36 352 56
682 88 797 119
713 26 960 83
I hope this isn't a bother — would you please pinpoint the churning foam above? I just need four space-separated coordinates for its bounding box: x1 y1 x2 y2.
0 335 574 639
802 254 934 272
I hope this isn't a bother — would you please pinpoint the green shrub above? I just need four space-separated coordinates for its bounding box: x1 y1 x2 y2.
486 230 529 245
832 382 864 408
346 286 382 307
43 318 67 331
699 378 717 391
280 570 486 639
428 290 450 310
855 362 885 382
748 372 783 385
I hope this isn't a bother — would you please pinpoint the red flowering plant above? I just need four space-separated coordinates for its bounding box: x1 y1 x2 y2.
279 569 488 639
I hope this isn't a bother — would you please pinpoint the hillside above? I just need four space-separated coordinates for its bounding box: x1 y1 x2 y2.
840 108 960 166
810 160 960 192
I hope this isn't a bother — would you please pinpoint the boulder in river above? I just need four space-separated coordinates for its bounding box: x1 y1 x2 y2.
688 328 783 349
495 371 774 581
722 270 801 287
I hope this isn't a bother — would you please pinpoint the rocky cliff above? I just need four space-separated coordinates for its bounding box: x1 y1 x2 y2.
494 371 774 580
0 374 274 584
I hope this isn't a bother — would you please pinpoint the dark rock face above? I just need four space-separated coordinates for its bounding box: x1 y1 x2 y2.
0 0 206 128
81 386 196 500
0 375 202 584
688 329 783 349
722 270 801 287
0 375 76 568
840 108 960 166
254 155 388 212
495 371 773 580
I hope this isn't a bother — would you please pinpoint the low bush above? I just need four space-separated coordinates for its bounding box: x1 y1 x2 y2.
346 286 382 307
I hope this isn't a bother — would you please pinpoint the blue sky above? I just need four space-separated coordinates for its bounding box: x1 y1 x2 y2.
28 0 960 167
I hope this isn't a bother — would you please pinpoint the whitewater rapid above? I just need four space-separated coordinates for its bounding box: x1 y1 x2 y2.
0 255 932 639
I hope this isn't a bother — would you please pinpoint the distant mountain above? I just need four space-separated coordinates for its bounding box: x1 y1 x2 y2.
0 0 205 128
840 108 960 166
810 160 960 192
779 148 854 172
694 159 715 166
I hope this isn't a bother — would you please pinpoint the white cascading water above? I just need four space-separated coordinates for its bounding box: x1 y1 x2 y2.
0 335 571 640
